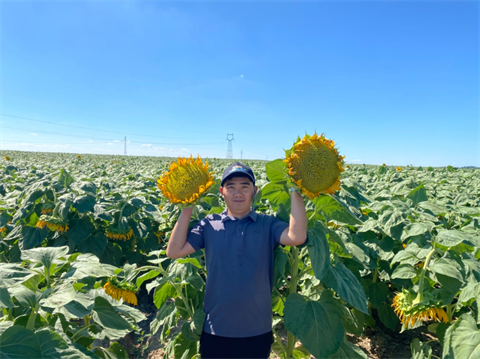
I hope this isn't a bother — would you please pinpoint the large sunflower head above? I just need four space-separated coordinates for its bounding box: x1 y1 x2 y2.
157 155 215 205
103 278 138 306
284 133 345 199
105 225 134 241
36 215 69 233
392 289 448 331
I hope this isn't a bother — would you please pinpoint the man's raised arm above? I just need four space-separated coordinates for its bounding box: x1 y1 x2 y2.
280 190 308 246
166 207 197 259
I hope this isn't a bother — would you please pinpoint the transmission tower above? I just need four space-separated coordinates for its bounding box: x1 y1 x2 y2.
226 133 234 159
240 150 243 160
124 136 127 156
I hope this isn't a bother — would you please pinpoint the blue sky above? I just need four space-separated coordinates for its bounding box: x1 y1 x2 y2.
1 0 478 167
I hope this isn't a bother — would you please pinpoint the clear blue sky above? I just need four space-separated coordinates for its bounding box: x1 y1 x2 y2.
1 0 478 167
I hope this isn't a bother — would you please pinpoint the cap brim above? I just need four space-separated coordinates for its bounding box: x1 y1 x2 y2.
221 172 255 186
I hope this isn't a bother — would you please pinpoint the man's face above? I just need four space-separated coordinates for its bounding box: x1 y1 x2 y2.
220 176 257 218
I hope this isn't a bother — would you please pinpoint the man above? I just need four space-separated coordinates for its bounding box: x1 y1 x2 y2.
167 161 307 359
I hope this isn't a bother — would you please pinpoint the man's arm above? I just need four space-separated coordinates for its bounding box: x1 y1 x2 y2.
279 190 308 246
166 207 197 259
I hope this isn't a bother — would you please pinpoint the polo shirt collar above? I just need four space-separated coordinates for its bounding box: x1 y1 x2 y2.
221 208 257 222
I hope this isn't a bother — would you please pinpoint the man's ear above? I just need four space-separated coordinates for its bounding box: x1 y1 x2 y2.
253 186 258 196
219 187 225 197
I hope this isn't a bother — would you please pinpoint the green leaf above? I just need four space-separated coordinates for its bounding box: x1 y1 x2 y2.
62 292 94 318
186 274 204 291
313 195 362 226
392 264 417 279
92 296 132 340
307 223 330 281
284 291 345 358
0 286 15 308
429 258 464 282
176 258 202 269
443 313 480 359
40 281 76 308
35 328 68 359
435 229 479 248
0 326 42 359
401 222 435 241
190 309 206 336
323 261 369 314
261 183 290 212
23 188 45 206
273 246 288 288
136 270 160 289
154 282 177 309
66 217 94 245
410 338 433 359
265 159 287 183
367 281 388 309
342 307 365 336
10 286 41 309
378 301 399 330
0 212 11 227
59 169 75 188
329 339 368 359
19 226 49 250
174 333 198 359
407 185 428 206
78 232 107 258
72 195 96 214
151 302 176 335
21 246 69 275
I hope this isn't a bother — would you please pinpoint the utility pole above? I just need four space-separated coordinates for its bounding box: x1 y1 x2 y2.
124 136 127 156
226 133 234 159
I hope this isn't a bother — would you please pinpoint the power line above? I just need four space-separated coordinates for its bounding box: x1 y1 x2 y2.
1 125 224 146
0 113 223 140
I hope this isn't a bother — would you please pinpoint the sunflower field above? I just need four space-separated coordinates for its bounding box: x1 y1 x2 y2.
0 150 479 359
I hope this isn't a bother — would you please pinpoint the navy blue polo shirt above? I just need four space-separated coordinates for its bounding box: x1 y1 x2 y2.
186 209 288 338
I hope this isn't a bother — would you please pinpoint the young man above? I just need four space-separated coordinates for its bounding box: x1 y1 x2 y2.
167 162 307 359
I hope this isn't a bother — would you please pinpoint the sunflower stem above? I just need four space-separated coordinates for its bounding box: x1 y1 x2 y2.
116 201 128 229
26 307 37 331
414 246 436 303
192 206 199 221
286 246 300 359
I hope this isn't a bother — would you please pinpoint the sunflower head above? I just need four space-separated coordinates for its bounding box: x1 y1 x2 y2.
36 215 69 233
392 289 448 331
103 278 138 305
41 202 55 215
105 225 134 241
396 167 402 171
4 156 11 161
284 133 345 199
77 155 82 159
157 155 215 205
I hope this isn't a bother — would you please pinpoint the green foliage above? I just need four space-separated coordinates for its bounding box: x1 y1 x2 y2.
1 152 480 358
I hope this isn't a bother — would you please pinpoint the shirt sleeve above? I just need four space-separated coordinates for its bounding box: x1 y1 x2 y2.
186 219 206 251
271 217 289 244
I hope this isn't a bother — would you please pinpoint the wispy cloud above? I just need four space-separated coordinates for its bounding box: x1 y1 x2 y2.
107 143 113 145
141 144 152 147
31 133 37 136
113 139 120 143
